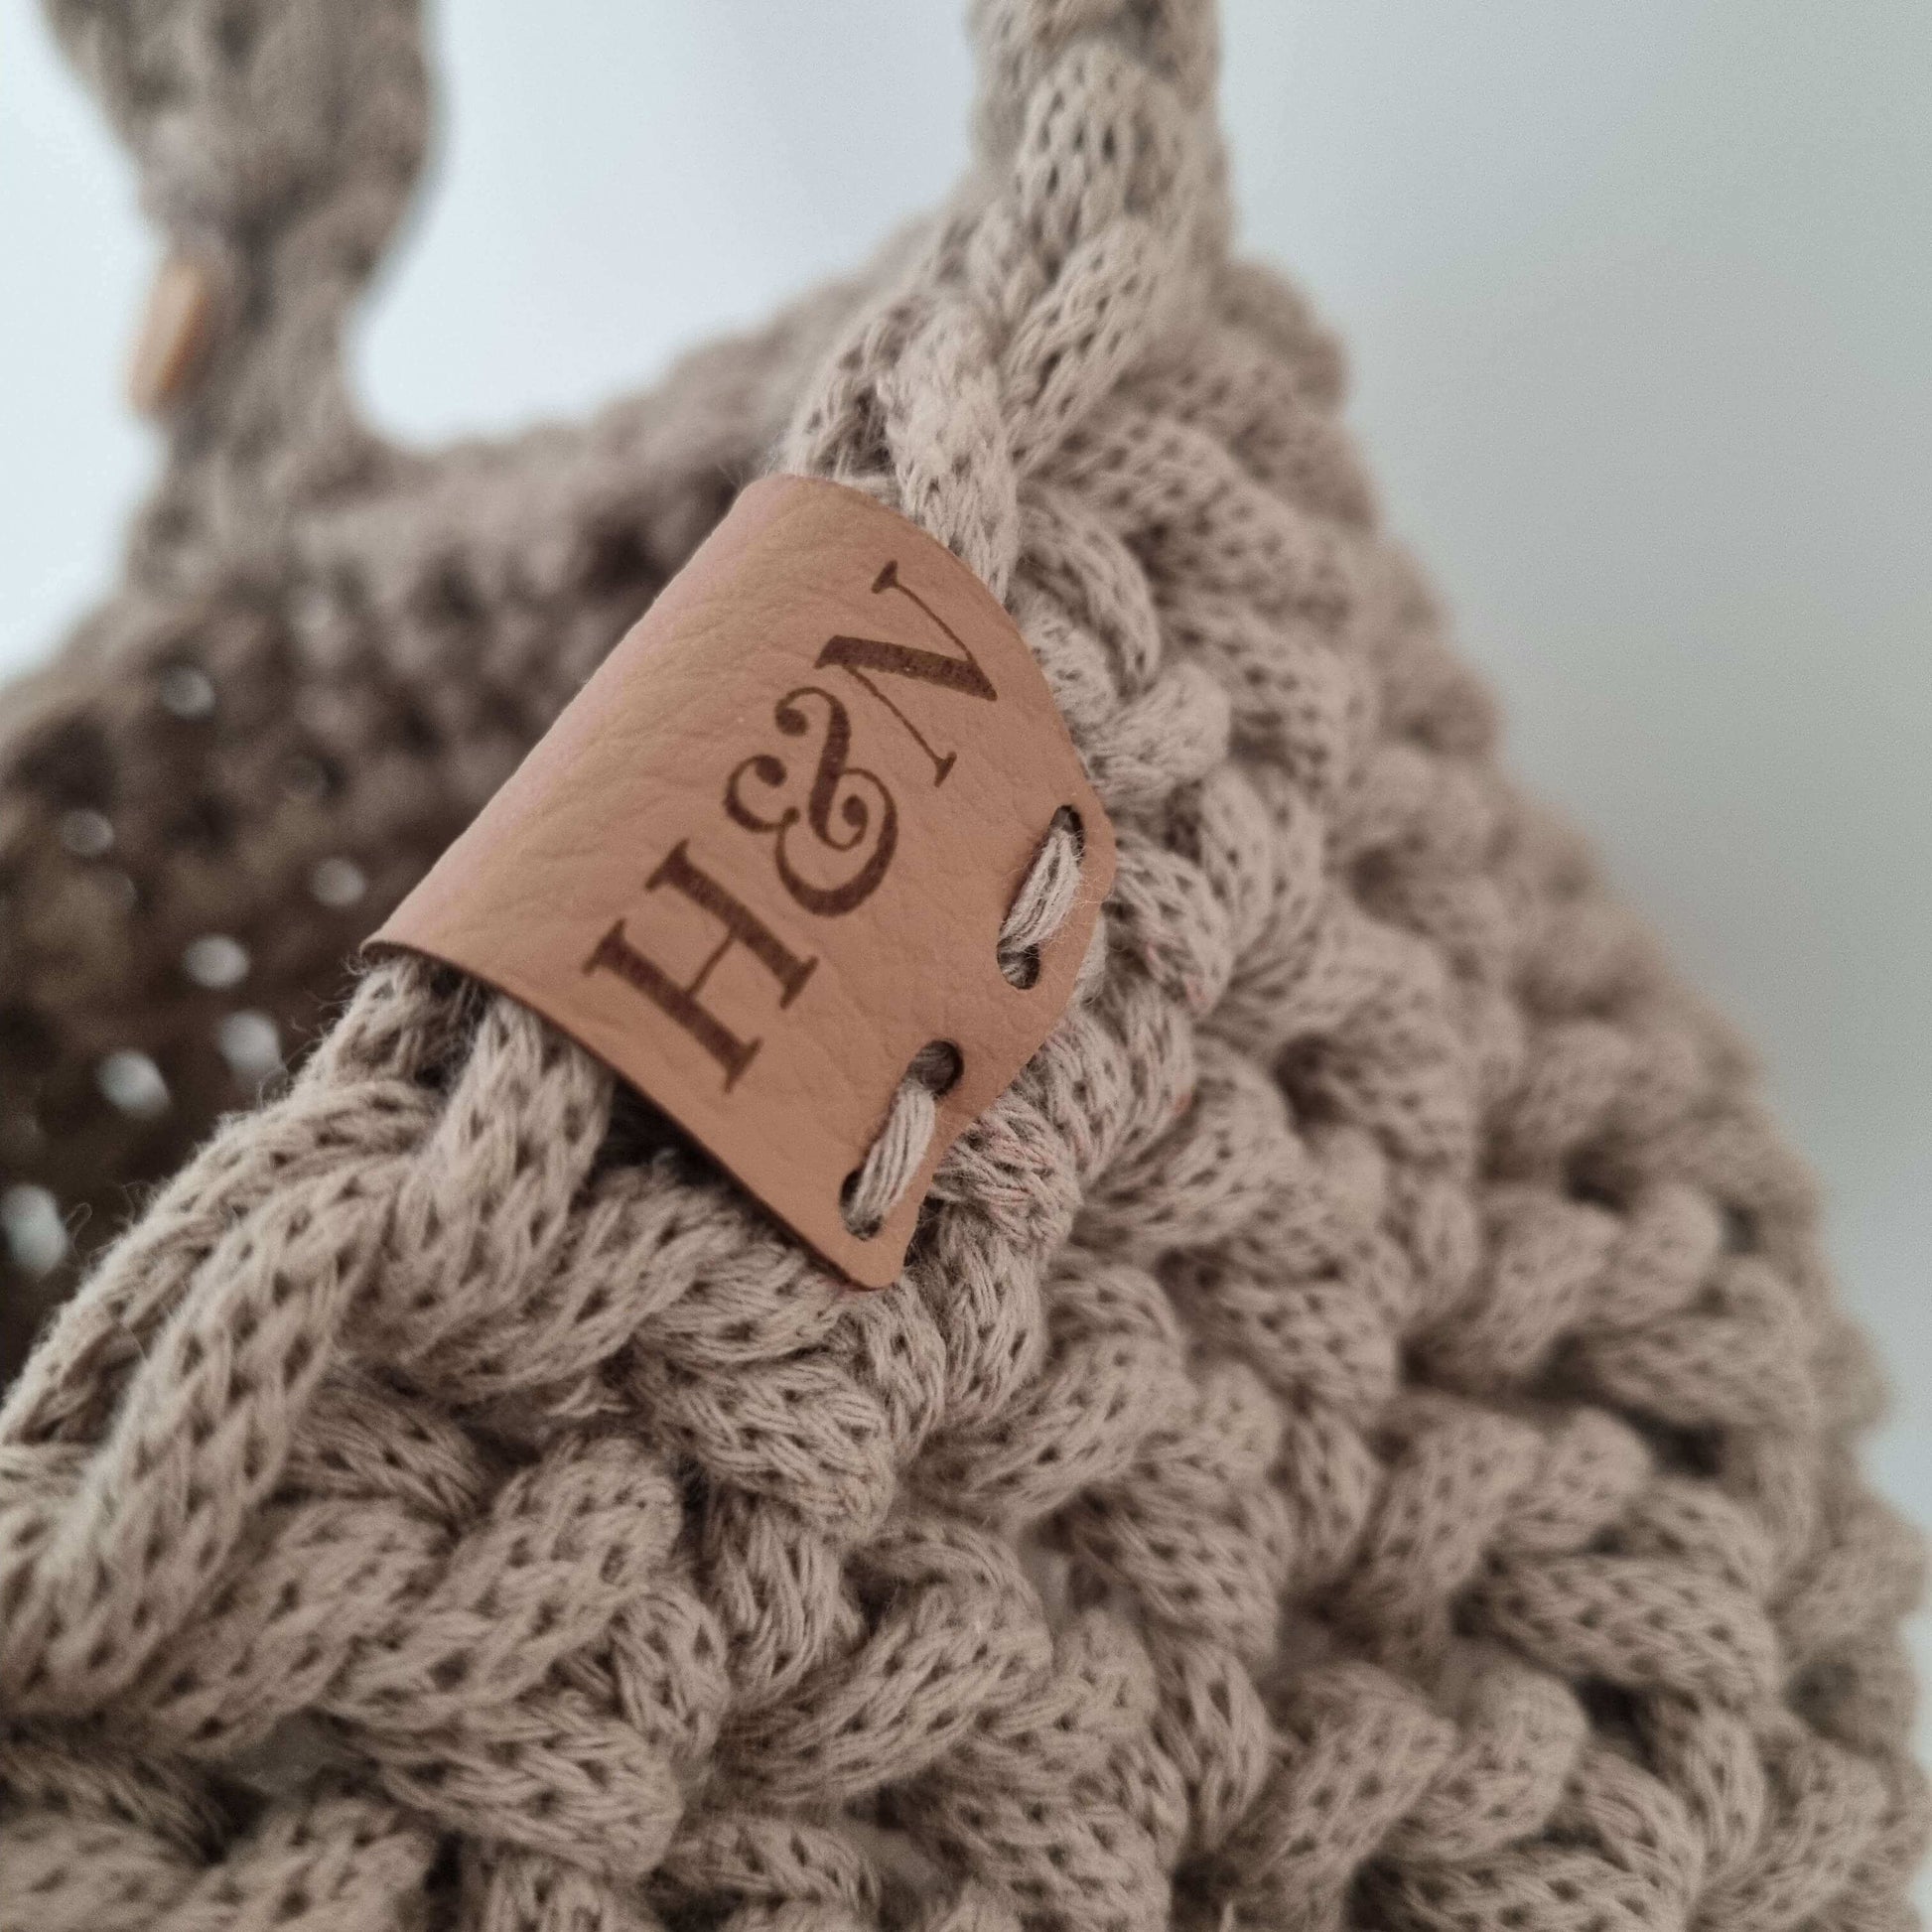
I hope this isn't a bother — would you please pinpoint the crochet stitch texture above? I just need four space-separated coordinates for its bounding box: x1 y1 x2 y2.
0 2 1924 1928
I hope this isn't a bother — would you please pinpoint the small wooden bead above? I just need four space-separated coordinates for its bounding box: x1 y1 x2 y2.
127 252 219 416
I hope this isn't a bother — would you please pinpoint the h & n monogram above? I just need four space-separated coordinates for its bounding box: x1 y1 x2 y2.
583 561 999 1089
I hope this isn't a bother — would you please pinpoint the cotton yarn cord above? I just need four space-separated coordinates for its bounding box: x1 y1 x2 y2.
1 7 1924 1932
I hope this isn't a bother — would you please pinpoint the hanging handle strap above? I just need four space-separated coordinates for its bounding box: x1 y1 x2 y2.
46 0 431 557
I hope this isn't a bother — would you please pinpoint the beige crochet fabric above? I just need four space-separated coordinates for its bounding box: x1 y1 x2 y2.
0 3 1924 1929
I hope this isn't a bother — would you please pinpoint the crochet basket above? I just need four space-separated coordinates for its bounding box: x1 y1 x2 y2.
0 3 1922 1929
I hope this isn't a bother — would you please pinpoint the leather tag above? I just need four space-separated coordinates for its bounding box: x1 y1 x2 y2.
372 476 1114 1287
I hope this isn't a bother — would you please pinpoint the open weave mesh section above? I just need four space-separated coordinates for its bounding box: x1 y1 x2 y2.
0 2 1923 1929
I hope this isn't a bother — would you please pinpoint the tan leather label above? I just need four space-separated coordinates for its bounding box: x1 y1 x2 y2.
372 476 1114 1287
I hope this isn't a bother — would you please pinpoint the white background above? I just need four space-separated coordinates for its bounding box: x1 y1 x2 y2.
4 0 1928 1839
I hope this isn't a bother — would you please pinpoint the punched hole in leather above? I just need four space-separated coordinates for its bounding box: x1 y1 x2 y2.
372 476 1115 1287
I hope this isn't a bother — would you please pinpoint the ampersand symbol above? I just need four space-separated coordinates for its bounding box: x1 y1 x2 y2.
724 686 898 915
